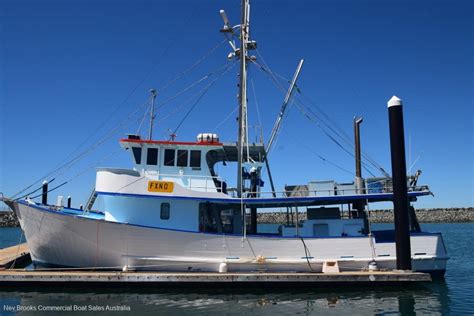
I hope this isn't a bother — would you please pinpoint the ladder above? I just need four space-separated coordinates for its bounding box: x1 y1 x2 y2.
85 188 97 211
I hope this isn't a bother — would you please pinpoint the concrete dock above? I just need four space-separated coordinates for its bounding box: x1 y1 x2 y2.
0 243 30 269
0 243 432 287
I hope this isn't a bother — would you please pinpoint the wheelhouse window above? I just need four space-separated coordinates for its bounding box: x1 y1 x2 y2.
160 203 170 220
199 203 241 234
164 149 175 166
190 150 201 168
177 150 188 167
131 147 142 164
147 148 158 165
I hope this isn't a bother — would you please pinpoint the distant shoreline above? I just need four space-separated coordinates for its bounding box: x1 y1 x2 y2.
1 207 473 228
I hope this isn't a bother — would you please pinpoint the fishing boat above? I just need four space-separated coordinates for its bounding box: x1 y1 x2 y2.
3 0 448 275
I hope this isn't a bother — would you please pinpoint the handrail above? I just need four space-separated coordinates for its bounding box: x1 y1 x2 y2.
241 185 430 199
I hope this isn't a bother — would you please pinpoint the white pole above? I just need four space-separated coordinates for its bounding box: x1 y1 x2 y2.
266 59 304 154
148 89 157 140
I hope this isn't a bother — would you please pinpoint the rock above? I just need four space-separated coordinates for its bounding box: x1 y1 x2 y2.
0 211 20 227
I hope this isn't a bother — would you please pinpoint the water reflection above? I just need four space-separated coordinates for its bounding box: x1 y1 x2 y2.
0 281 451 315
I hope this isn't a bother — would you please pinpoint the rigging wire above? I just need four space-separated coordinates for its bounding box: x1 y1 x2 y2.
254 49 386 172
15 178 56 201
212 105 239 132
170 62 237 137
29 181 69 200
138 62 236 137
250 78 263 142
296 93 389 176
11 39 228 198
12 97 151 199
42 10 217 173
281 129 355 176
159 39 228 94
23 59 233 193
255 50 389 177
250 54 382 177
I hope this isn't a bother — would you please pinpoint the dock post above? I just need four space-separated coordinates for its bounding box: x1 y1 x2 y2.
67 196 72 208
41 181 48 205
387 96 411 270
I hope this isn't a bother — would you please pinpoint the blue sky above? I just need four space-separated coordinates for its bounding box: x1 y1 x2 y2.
1 0 472 209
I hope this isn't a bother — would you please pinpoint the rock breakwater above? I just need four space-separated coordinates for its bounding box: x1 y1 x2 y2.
257 207 473 224
0 208 472 227
0 211 19 227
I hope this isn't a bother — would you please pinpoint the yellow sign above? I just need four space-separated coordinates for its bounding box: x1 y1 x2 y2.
148 181 174 193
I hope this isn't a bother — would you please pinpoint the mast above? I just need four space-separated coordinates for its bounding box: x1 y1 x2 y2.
236 0 250 198
148 89 157 140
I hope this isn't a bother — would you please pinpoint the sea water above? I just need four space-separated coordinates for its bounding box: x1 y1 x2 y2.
0 223 472 315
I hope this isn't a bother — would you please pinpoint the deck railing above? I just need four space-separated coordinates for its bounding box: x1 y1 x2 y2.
240 185 429 199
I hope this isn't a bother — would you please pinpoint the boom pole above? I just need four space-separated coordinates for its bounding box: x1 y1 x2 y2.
266 59 304 154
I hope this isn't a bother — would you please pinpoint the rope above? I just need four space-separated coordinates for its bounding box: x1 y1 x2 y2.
15 178 56 201
299 236 315 272
366 198 377 261
29 181 68 200
8 229 25 270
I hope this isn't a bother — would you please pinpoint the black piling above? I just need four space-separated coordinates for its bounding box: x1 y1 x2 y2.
354 117 363 180
387 96 412 270
67 196 72 208
41 181 48 205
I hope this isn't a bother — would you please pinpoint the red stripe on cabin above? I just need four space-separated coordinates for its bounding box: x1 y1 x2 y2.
120 139 223 146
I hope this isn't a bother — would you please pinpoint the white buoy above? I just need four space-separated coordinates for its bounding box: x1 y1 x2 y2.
219 262 228 273
122 265 129 272
369 261 378 271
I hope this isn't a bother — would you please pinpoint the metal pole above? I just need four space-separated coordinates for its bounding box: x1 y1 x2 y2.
263 150 277 198
266 59 304 154
41 181 48 205
387 95 412 270
295 206 299 236
148 89 157 140
354 117 363 178
354 117 364 194
236 0 249 198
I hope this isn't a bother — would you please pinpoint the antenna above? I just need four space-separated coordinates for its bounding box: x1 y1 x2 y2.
148 89 157 140
220 9 231 30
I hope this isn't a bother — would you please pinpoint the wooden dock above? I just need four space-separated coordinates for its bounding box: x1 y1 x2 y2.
0 243 30 269
0 243 432 287
0 270 431 287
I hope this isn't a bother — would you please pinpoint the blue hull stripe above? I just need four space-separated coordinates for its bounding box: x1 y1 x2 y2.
95 190 430 205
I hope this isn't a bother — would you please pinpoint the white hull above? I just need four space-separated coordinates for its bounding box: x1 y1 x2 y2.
11 201 448 274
